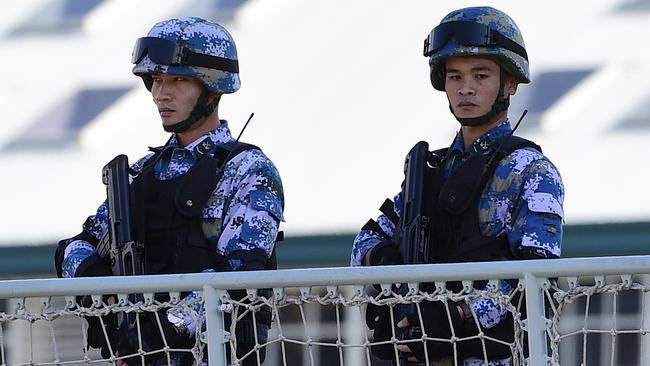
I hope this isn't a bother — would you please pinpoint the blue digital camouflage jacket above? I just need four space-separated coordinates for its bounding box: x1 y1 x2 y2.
351 120 564 365
62 121 284 278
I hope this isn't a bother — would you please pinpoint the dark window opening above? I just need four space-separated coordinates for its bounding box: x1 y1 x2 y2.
510 68 594 132
9 0 104 37
3 86 130 151
613 0 650 13
615 93 650 130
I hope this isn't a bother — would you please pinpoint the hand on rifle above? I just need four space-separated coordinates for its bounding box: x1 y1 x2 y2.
113 309 186 365
394 301 468 362
74 254 121 360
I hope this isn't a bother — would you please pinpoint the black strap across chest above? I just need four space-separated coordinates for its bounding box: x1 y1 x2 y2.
176 141 259 217
438 135 541 215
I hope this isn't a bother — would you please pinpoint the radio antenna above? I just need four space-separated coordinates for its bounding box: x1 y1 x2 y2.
235 112 254 142
484 109 528 168
218 112 256 171
510 109 528 136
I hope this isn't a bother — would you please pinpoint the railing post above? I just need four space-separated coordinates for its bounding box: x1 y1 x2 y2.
204 285 228 366
641 274 650 365
524 272 549 365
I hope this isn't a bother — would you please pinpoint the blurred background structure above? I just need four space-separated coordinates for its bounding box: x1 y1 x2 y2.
0 0 649 273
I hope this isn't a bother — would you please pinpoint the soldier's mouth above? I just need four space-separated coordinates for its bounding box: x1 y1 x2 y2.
159 108 176 117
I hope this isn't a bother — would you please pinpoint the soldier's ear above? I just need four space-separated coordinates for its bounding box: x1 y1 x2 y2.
505 76 518 96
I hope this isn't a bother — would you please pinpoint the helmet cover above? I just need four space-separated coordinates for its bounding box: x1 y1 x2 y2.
132 17 240 94
426 7 530 91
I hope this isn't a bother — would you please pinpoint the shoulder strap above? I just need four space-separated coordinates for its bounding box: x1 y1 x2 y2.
379 199 400 226
175 141 260 217
493 135 541 160
432 147 449 157
136 147 163 175
429 147 449 168
213 140 260 168
483 135 541 181
139 133 176 174
438 135 542 215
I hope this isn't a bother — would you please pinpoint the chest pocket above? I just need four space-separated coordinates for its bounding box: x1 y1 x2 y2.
477 192 514 237
201 194 227 240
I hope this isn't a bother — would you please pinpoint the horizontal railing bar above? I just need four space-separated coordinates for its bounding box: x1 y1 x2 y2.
1 255 649 298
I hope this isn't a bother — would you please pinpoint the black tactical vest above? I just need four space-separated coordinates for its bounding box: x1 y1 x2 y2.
427 135 541 264
130 141 271 275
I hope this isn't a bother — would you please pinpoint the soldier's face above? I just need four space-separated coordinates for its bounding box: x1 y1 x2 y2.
151 73 204 126
444 57 514 119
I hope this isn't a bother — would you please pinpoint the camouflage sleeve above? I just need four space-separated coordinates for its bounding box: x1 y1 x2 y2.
471 151 564 328
470 280 514 329
61 154 154 278
350 192 402 267
60 201 108 277
214 149 284 262
509 154 564 258
61 240 96 278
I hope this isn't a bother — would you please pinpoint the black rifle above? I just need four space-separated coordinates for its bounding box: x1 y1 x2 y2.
95 154 144 327
399 141 431 266
396 141 431 365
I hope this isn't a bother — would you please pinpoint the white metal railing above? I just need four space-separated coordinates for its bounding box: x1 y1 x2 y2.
1 255 650 365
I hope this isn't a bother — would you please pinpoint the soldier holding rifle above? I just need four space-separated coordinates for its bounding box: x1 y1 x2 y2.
351 7 564 366
54 17 283 366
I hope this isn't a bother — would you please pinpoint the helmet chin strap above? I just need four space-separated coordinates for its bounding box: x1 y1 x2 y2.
163 90 220 133
449 68 510 127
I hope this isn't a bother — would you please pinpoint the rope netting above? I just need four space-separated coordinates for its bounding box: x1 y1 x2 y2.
240 281 527 366
0 293 206 365
548 275 650 365
1 275 649 365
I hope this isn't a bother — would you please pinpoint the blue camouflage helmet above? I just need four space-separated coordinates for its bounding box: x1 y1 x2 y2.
132 17 240 94
424 7 530 91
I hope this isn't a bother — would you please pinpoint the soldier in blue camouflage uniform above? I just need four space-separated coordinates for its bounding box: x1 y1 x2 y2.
351 7 563 366
54 17 283 366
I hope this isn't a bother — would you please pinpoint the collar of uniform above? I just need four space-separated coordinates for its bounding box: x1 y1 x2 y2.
450 119 513 156
162 120 234 158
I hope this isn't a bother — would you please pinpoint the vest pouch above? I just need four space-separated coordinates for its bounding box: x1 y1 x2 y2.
442 234 510 264
438 153 489 215
175 220 228 273
144 261 169 276
143 229 179 275
133 141 261 276
175 156 220 218
174 242 227 273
